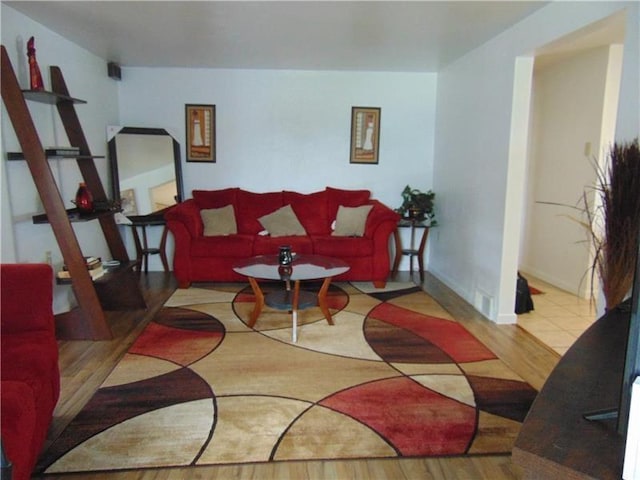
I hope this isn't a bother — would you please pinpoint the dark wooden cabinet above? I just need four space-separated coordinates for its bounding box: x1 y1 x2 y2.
512 305 627 479
1 45 145 340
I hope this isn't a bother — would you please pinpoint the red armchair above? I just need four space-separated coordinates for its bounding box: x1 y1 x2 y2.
1 263 60 480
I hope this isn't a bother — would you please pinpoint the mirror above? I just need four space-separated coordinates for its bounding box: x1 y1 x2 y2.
108 126 184 219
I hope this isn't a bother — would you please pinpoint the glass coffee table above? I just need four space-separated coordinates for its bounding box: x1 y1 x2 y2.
233 254 350 342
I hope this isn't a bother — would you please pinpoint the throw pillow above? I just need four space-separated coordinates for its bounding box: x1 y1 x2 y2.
332 204 373 237
200 204 237 236
258 204 307 237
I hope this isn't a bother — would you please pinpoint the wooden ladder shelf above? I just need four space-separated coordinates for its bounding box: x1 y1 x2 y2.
1 45 145 340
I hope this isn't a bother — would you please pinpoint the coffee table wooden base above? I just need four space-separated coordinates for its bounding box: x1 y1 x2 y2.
245 276 335 342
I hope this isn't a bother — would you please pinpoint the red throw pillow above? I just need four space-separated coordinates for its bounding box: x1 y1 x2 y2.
235 190 284 234
325 186 371 221
283 190 329 235
192 188 239 209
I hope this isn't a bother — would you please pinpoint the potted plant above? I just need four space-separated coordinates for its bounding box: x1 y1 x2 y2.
589 138 640 309
396 185 437 225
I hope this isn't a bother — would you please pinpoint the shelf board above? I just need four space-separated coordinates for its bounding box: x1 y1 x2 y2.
56 260 139 285
33 207 120 224
21 89 86 105
7 151 105 161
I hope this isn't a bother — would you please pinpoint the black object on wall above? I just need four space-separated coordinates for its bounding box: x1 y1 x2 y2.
107 62 121 80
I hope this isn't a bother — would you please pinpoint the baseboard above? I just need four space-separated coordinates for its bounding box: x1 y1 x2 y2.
519 264 589 299
427 266 491 319
496 312 517 325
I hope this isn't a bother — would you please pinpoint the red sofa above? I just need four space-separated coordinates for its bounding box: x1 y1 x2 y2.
165 187 400 288
1 264 60 480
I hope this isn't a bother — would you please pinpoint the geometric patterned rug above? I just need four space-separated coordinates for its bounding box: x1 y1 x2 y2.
37 281 537 474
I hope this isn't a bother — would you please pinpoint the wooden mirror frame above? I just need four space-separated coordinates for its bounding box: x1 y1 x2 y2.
108 126 184 219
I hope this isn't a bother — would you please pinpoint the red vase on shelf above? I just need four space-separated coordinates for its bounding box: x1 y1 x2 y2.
75 183 94 213
26 36 44 91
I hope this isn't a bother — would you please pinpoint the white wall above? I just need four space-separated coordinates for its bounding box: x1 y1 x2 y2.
118 68 436 205
1 5 120 313
521 45 621 298
117 67 438 270
431 2 639 323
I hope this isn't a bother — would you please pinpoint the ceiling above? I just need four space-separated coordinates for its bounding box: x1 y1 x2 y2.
4 1 549 72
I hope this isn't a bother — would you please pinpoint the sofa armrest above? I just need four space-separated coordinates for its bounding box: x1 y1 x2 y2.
363 201 400 284
0 264 54 335
364 200 401 238
164 199 202 238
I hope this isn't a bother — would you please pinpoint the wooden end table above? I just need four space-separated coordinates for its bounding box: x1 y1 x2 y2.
392 218 431 282
126 212 170 273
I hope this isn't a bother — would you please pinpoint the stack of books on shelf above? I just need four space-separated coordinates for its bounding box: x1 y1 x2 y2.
57 256 105 280
45 146 80 157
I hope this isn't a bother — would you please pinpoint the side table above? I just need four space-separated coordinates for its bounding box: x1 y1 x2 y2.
126 213 170 273
392 218 431 281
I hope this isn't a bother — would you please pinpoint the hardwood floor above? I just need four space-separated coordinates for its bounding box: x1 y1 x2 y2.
42 271 560 480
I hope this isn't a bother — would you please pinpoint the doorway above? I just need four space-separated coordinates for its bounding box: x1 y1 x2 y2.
512 12 626 350
519 12 625 299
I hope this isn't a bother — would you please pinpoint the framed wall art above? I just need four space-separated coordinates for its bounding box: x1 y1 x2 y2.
350 106 381 164
185 104 216 162
120 188 138 216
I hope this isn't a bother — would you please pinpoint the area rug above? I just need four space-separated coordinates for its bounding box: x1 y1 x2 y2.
38 282 537 474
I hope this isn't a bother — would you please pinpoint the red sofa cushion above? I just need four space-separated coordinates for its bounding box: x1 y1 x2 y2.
1 334 60 406
191 235 254 258
283 190 329 235
192 187 239 209
0 263 59 480
252 235 314 256
1 265 54 335
236 190 284 234
312 235 374 257
1 381 37 480
325 187 371 224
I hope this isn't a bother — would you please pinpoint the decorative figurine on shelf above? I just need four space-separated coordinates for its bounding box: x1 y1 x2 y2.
27 36 44 91
74 182 94 213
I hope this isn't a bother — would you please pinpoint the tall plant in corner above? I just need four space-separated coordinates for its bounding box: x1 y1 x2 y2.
588 138 640 309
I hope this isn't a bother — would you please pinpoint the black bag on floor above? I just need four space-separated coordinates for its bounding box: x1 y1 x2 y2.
515 272 534 314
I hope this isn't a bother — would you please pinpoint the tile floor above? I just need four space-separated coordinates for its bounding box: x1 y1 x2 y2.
516 274 599 356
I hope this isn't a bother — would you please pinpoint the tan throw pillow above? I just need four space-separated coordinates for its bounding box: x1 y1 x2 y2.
258 204 307 237
332 204 373 237
200 204 237 236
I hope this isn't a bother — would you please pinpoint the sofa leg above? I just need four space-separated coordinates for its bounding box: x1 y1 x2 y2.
373 280 386 288
178 281 191 289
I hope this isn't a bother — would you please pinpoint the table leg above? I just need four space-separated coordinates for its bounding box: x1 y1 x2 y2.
409 224 416 275
317 277 335 325
392 227 402 275
417 227 430 282
247 277 264 328
159 226 169 272
292 280 300 342
130 225 144 272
